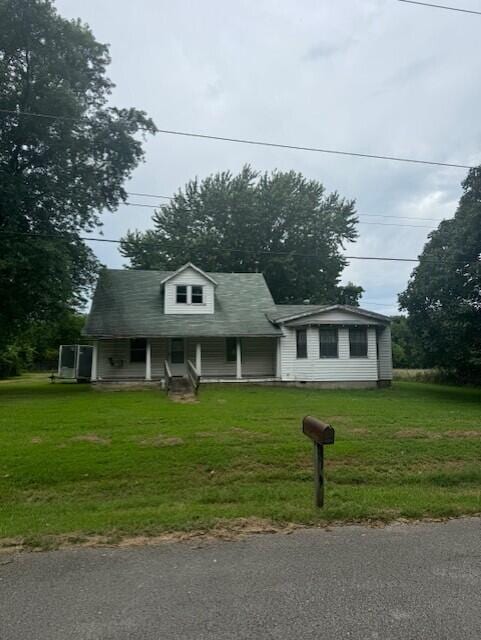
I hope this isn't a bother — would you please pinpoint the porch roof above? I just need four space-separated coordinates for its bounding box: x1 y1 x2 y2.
84 269 282 338
267 303 391 323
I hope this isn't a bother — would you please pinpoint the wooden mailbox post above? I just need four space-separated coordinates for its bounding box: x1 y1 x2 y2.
302 416 335 508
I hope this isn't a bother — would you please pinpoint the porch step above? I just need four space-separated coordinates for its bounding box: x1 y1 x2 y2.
168 376 197 402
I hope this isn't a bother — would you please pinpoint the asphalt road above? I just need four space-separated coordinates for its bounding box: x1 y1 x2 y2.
1 517 480 640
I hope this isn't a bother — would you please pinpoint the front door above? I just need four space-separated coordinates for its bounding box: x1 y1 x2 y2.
170 338 186 376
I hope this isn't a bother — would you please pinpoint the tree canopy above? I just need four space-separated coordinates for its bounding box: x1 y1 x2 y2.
390 316 427 369
0 0 156 367
120 166 361 304
399 168 481 381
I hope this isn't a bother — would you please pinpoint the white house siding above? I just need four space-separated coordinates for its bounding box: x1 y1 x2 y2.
377 325 393 380
97 339 147 379
164 267 215 315
151 339 168 378
241 338 276 376
279 326 379 382
187 338 235 376
97 338 167 380
97 337 277 380
187 337 276 377
287 309 383 326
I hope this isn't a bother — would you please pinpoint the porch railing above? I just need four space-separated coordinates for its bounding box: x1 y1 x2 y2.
164 360 173 393
187 359 201 393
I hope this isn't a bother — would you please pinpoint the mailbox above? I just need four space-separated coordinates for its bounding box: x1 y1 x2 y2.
302 415 335 508
302 416 335 445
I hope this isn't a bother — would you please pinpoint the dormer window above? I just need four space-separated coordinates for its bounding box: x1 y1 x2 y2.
176 285 188 304
162 263 216 315
191 285 203 304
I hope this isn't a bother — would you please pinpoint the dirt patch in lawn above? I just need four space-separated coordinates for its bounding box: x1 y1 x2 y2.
70 434 111 445
137 435 184 447
443 431 481 439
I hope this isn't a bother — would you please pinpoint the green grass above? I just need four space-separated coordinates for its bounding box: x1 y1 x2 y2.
1 375 480 547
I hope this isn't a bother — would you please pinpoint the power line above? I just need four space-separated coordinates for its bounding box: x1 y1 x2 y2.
123 201 435 228
397 0 481 16
153 128 474 170
0 230 461 263
363 301 399 307
124 202 159 209
126 191 172 200
358 212 444 222
124 196 445 222
358 220 432 228
0 108 475 170
0 107 154 132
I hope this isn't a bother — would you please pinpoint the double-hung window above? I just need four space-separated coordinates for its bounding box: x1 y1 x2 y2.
319 327 338 358
296 328 307 359
176 284 203 305
349 327 368 357
176 285 188 304
191 285 203 304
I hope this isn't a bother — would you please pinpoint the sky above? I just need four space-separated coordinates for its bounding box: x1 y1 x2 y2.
56 0 481 314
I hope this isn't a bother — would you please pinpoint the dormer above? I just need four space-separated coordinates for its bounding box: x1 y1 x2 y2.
161 263 217 315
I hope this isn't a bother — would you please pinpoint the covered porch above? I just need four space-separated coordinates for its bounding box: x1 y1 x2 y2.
91 336 280 384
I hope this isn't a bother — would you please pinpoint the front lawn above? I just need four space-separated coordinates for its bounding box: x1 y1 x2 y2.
1 375 480 548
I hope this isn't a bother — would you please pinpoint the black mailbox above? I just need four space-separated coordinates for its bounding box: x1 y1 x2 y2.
302 416 335 445
302 415 336 508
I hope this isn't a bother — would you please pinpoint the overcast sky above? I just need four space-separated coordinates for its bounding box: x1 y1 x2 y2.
56 0 481 314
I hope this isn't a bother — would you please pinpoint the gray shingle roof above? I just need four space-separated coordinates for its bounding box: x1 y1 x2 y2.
267 303 390 323
84 269 282 338
267 304 330 322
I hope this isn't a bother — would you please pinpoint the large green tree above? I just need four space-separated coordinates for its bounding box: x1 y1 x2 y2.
399 168 481 381
0 0 156 367
121 166 360 304
390 316 427 369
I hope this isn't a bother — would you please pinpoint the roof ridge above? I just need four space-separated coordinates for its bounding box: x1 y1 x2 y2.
100 268 265 276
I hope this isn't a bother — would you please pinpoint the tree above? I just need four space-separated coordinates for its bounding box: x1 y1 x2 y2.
121 166 359 304
0 0 156 371
390 315 426 369
0 309 85 377
399 168 481 381
336 282 364 307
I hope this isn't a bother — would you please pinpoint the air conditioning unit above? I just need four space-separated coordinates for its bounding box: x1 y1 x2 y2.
58 345 93 381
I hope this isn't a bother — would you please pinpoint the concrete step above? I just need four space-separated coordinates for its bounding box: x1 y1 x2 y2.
168 376 197 402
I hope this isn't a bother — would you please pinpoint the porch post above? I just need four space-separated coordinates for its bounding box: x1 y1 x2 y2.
195 341 202 374
91 340 98 381
276 337 282 379
145 339 152 381
236 337 242 379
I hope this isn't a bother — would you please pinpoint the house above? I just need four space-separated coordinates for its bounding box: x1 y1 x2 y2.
83 262 393 388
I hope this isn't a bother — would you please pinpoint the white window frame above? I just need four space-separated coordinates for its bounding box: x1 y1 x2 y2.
176 285 188 304
191 285 204 305
296 328 308 359
175 284 205 306
319 326 339 359
349 326 368 358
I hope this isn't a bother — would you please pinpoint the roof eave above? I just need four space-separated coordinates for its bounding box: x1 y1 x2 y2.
273 304 391 324
159 262 218 286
